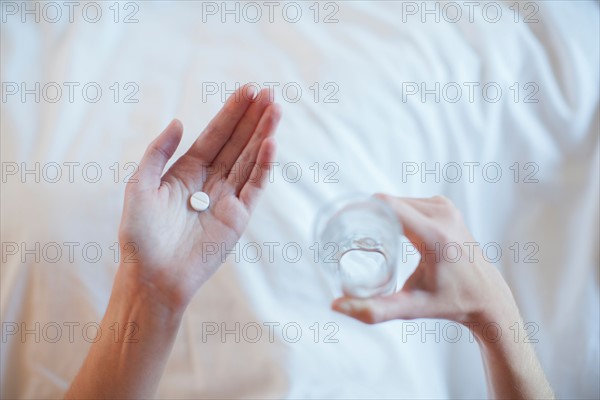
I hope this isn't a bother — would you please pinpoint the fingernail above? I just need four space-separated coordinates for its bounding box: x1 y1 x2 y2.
336 301 353 313
245 85 258 101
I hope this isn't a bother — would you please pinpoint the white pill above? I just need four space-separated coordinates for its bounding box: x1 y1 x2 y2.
190 191 210 212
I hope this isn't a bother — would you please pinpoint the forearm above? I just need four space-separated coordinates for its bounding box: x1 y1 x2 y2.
65 267 184 399
473 302 554 399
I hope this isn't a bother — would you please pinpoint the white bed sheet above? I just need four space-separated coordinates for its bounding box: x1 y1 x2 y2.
1 1 598 398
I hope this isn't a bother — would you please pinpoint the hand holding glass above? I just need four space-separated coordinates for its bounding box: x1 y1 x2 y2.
314 195 402 298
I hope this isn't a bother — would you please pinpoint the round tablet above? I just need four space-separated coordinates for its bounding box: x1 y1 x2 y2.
190 191 210 212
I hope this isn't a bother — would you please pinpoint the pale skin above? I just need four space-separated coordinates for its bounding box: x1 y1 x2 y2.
332 195 555 400
65 84 282 399
66 86 553 399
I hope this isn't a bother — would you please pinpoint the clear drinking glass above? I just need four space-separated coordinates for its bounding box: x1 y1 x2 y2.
313 194 402 298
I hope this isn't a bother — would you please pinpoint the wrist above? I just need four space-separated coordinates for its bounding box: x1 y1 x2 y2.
470 304 522 348
466 279 521 347
112 263 187 327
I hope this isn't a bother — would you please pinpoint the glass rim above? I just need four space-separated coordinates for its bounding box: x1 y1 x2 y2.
312 192 402 245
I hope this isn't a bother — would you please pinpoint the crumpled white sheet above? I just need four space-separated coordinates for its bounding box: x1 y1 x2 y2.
1 1 598 398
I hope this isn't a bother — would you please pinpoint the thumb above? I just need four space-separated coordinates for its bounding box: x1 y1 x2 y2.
332 291 428 324
135 119 184 190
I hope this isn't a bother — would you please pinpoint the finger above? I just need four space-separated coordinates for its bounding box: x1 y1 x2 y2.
135 119 183 190
210 88 273 179
396 195 454 218
239 137 276 210
374 193 437 245
184 84 258 164
332 291 431 324
231 102 282 192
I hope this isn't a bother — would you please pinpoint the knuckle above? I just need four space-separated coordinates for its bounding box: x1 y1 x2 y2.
431 195 463 220
447 204 463 221
148 141 170 162
374 193 393 204
359 303 384 324
431 195 453 207
362 310 380 325
431 226 453 245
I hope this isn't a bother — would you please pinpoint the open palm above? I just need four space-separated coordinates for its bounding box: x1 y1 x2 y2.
118 85 281 310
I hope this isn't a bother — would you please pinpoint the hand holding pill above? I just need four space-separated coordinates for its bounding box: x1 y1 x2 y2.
117 84 281 310
65 85 282 399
